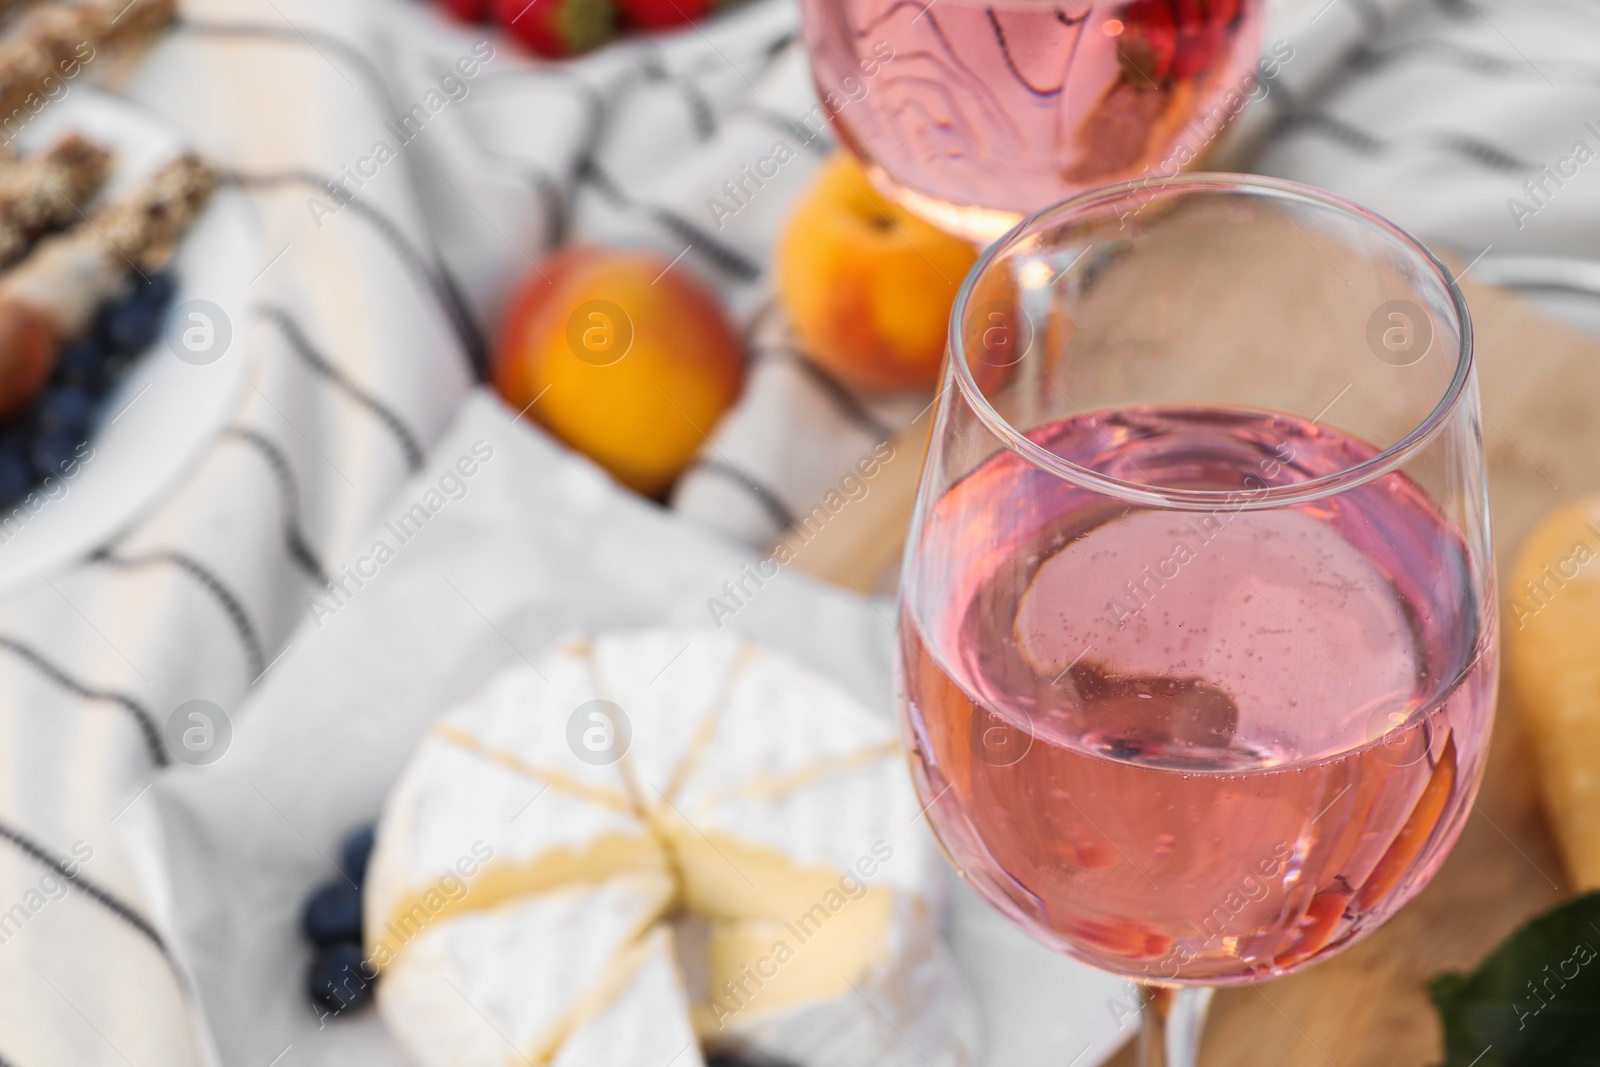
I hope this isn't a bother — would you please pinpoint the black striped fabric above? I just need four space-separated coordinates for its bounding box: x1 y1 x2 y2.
256 305 427 471
0 6 480 1061
0 817 174 970
0 636 166 766
221 427 330 585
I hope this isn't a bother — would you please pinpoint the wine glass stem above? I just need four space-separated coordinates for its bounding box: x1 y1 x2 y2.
1137 984 1215 1067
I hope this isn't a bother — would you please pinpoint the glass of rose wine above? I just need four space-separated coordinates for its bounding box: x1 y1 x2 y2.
898 174 1497 1065
798 0 1270 242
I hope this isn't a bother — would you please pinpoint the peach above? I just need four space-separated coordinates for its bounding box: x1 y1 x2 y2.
493 246 743 497
777 154 978 391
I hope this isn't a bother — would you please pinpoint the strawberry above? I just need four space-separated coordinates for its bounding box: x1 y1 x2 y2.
1116 0 1177 83
1117 0 1247 85
1171 0 1237 81
494 0 617 57
615 0 708 30
437 0 491 21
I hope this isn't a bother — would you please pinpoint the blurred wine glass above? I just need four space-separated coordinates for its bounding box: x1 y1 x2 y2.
798 0 1268 243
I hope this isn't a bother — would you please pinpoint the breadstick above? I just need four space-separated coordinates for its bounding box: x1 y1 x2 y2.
0 131 112 266
0 0 50 28
0 0 178 120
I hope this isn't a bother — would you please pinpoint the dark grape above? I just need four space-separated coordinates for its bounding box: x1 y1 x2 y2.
306 942 375 1014
341 825 377 885
0 437 31 504
301 881 363 945
132 271 177 312
54 340 113 395
104 301 162 354
34 387 95 435
27 429 81 480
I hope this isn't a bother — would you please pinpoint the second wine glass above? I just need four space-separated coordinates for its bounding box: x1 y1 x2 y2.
798 0 1269 242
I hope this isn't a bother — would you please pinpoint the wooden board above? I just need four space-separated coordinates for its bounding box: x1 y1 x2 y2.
783 272 1595 1066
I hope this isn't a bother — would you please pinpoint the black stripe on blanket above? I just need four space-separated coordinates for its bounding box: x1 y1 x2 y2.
0 817 175 967
637 47 718 136
463 142 571 254
89 551 266 680
1285 112 1534 174
689 459 795 531
530 169 568 250
221 428 330 585
576 158 763 282
633 34 795 92
1258 81 1297 120
682 84 718 141
0 637 166 766
755 344 896 441
1427 0 1596 25
256 306 426 472
224 170 489 379
656 76 718 142
1431 132 1532 174
1285 110 1386 155
1350 40 1515 77
1352 39 1600 88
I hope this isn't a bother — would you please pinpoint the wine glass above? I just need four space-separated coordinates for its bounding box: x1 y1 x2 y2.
896 174 1496 1065
797 0 1270 243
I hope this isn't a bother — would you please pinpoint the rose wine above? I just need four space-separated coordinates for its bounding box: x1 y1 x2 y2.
800 0 1266 240
900 406 1496 984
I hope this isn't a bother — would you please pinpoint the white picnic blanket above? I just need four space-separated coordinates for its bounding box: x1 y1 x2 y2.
5 0 1600 1064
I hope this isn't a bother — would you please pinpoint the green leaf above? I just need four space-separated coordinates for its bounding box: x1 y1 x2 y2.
1430 890 1600 1066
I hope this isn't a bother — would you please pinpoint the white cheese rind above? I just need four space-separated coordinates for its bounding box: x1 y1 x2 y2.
551 926 706 1067
719 894 980 1067
369 627 979 1067
378 875 675 1067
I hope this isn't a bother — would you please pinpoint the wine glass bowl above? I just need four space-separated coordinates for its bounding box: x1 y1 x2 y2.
798 0 1270 242
896 175 1496 1015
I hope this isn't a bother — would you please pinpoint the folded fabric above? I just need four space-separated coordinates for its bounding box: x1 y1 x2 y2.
1245 0 1600 266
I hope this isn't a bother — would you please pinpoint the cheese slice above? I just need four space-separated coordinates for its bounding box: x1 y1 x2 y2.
551 926 703 1067
379 874 686 1067
364 657 667 970
369 628 978 1067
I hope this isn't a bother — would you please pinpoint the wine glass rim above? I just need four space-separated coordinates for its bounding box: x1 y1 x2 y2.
946 173 1475 512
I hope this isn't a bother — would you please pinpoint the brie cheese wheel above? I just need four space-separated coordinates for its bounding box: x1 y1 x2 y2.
367 628 978 1067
